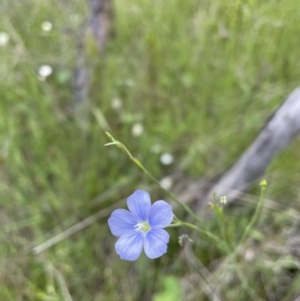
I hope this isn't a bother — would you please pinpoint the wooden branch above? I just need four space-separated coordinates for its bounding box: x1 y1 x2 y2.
197 87 300 209
72 0 115 129
90 0 114 53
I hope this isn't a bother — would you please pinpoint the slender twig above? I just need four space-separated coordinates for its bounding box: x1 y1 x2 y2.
31 200 123 254
105 132 203 224
227 180 267 301
239 180 267 245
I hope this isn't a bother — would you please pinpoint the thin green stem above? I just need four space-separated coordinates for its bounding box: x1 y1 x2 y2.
227 181 267 301
170 217 228 252
212 198 232 252
105 132 203 224
239 182 266 245
171 221 218 243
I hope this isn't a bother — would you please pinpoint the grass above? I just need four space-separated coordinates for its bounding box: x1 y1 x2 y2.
1 0 300 300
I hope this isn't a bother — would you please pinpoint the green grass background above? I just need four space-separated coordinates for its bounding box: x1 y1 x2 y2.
1 0 300 300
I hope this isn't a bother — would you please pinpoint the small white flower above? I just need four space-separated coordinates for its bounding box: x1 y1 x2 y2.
160 177 173 190
131 123 144 137
0 32 9 46
111 97 122 111
41 21 53 32
160 153 174 165
38 65 52 78
220 196 227 204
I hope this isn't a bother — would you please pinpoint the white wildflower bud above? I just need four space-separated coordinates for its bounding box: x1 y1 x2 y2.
0 32 9 46
41 21 53 32
160 153 173 165
220 196 227 204
131 123 144 137
38 65 53 78
160 177 173 190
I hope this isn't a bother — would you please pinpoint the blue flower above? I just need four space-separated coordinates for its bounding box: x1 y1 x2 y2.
108 189 174 261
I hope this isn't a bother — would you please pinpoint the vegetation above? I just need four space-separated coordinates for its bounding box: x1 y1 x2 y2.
1 0 300 300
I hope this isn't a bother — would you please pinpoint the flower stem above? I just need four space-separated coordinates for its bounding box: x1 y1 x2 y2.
170 216 228 252
105 132 203 224
239 180 266 245
227 181 267 300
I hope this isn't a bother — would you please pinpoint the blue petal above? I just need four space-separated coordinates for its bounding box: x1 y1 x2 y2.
108 209 137 237
127 190 151 221
144 229 170 259
115 230 144 261
148 201 173 229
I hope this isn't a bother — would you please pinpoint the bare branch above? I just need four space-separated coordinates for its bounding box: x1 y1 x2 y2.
198 87 300 209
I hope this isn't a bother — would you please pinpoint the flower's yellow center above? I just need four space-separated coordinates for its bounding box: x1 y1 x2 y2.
135 221 151 233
